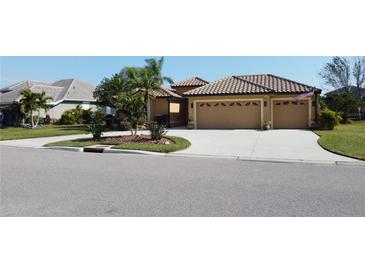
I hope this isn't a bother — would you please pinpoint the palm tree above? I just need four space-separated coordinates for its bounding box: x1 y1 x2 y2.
121 58 174 120
19 89 38 127
19 89 52 128
94 73 133 108
34 91 53 127
144 57 174 85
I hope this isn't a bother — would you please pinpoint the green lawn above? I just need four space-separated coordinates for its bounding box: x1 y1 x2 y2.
314 121 365 160
0 125 89 141
44 136 191 153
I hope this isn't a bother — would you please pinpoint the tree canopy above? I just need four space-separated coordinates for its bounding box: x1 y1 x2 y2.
319 57 351 91
324 93 363 122
93 57 173 109
320 56 365 93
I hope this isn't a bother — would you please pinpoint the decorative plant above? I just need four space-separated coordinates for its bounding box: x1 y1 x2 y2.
263 120 271 130
186 118 194 129
87 109 105 141
147 121 167 141
319 108 341 130
116 91 146 136
45 114 51 125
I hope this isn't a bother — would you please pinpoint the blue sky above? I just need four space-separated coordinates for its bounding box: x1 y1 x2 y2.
0 56 332 91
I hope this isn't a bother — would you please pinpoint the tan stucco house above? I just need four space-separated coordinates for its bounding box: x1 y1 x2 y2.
148 74 321 129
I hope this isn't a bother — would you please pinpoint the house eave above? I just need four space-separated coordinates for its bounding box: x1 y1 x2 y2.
183 91 321 97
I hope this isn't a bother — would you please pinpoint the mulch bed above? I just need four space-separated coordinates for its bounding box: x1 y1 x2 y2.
102 135 173 145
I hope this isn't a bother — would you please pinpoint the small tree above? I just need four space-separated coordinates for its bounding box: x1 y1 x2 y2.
35 91 53 126
19 89 39 127
87 109 105 141
147 121 167 141
19 89 52 128
116 92 145 136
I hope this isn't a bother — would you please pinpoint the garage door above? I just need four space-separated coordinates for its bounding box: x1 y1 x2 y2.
196 101 261 129
272 100 309 129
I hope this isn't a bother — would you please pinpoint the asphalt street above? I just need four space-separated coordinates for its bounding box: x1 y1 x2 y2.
1 146 364 216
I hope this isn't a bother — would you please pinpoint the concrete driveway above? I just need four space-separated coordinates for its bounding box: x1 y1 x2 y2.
0 129 358 163
167 129 357 163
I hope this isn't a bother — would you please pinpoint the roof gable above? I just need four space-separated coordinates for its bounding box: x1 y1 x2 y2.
171 77 209 88
149 86 182 98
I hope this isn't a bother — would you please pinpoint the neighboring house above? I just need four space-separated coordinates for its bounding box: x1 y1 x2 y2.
0 79 97 119
148 74 321 129
326 86 365 114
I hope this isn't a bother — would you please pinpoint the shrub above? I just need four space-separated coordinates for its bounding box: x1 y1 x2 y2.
147 121 167 140
116 92 146 136
59 105 94 125
319 108 341 130
45 114 51 125
87 109 105 140
59 109 79 124
82 109 93 124
155 114 169 126
118 121 130 131
1 103 25 126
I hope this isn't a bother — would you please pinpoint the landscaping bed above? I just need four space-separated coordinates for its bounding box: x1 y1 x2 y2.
314 121 365 160
44 135 191 153
0 125 89 141
103 135 172 145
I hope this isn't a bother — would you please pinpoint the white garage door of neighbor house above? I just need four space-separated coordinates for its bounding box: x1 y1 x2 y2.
196 101 261 129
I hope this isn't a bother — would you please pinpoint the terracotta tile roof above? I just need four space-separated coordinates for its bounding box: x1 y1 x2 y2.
149 86 182 98
183 74 321 96
171 77 209 88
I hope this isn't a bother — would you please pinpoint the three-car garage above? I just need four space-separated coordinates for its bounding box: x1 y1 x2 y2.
193 98 312 129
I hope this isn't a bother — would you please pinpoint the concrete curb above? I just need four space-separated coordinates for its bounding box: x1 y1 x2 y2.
103 148 163 156
39 146 365 167
43 146 83 152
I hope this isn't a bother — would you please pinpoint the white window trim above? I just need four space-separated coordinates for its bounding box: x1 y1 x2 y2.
270 97 312 129
169 102 180 113
193 98 264 129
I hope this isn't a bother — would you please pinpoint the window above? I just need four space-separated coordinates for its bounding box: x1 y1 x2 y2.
170 103 180 113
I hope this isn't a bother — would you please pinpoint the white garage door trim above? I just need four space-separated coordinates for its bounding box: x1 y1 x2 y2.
271 97 311 129
193 98 264 129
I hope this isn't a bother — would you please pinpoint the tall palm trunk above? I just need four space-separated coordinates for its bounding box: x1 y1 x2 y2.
144 90 149 121
35 110 41 127
30 110 34 127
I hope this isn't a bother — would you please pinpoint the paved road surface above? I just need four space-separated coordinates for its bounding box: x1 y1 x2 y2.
1 146 364 216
